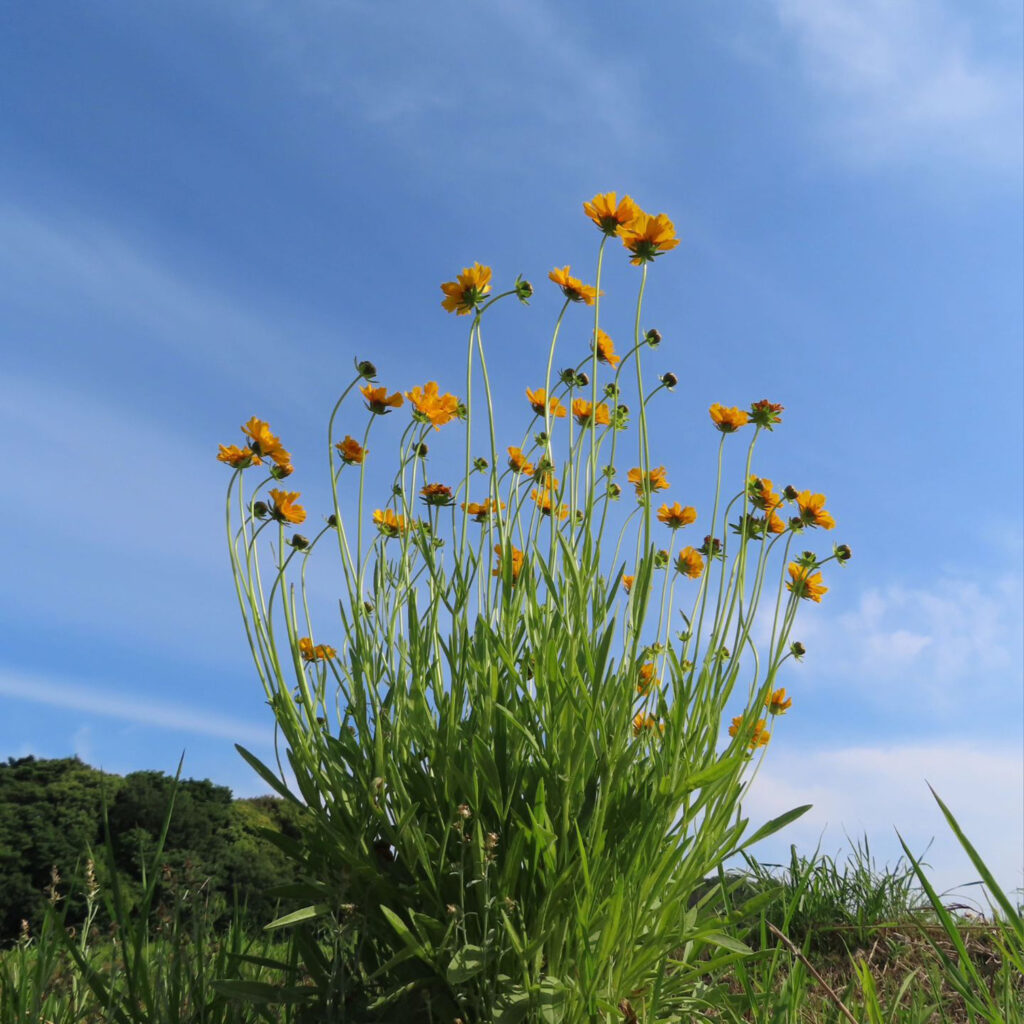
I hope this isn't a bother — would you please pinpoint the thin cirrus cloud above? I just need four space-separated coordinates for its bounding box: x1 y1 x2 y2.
768 0 1022 173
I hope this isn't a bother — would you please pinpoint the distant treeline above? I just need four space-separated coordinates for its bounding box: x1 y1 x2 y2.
0 755 304 944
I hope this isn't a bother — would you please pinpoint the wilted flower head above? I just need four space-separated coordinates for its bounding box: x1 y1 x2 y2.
268 489 306 525
620 212 680 265
750 399 784 429
636 662 659 696
729 716 770 749
335 436 367 465
406 382 460 430
709 404 749 433
621 574 635 594
441 262 492 315
657 502 697 529
548 266 600 305
299 637 336 662
360 385 404 415
766 688 793 715
420 482 454 507
592 328 620 367
583 192 640 235
525 387 567 419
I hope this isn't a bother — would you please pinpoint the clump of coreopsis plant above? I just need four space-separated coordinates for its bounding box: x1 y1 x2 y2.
218 192 850 1022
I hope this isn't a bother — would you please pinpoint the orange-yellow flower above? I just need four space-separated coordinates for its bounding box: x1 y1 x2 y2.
361 385 404 415
335 436 367 465
530 488 569 520
549 266 600 305
709 404 749 433
406 381 460 430
729 715 771 749
592 328 620 367
620 212 680 265
571 399 611 426
786 564 828 602
657 502 697 529
299 637 336 662
420 483 454 507
241 417 292 471
637 662 659 696
584 192 641 235
627 466 669 498
492 544 525 582
373 508 408 537
795 491 835 530
747 476 782 512
750 399 784 429
525 387 567 419
440 262 492 315
217 444 260 469
632 712 664 736
621 574 635 594
507 447 534 475
268 489 306 525
766 511 787 535
462 497 505 522
675 546 704 579
766 688 793 715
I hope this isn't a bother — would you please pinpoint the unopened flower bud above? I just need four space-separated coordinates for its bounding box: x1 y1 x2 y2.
416 443 429 457
326 513 338 527
355 359 377 380
645 328 662 348
560 368 577 386
456 402 468 420
577 372 590 388
836 543 852 562
270 463 293 479
784 485 799 501
363 600 375 613
514 275 533 302
534 431 548 446
289 534 309 550
392 484 403 496
253 501 269 519
608 482 622 499
660 372 678 390
654 549 670 569
473 457 488 472
790 641 806 660
604 382 619 399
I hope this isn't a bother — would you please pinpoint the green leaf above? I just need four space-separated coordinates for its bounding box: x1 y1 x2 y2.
739 805 812 851
235 744 298 802
446 943 486 984
264 903 331 931
698 931 752 954
380 905 430 961
211 980 314 1005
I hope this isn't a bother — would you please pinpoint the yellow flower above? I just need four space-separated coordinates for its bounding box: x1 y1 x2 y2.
217 444 260 469
268 489 306 525
592 328 620 367
373 508 408 537
525 387 567 419
766 511 787 535
440 262 492 315
335 436 367 465
420 482 454 507
299 637 336 662
620 211 680 265
766 688 793 715
492 544 525 582
632 712 664 736
627 465 669 498
462 498 505 522
709 404 749 433
729 716 771 749
747 476 782 512
530 488 569 520
548 265 600 305
241 417 292 471
795 491 836 530
786 564 828 602
621 574 635 594
657 502 697 529
636 662 659 695
361 384 404 415
507 447 534 475
675 546 704 579
406 381 460 430
571 399 611 426
584 192 641 235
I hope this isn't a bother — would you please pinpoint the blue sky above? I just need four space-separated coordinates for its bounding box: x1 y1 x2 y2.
2 1 1021 897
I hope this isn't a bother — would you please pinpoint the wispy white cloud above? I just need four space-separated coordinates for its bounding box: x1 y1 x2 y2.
0 668 271 746
768 0 1022 173
742 740 1023 901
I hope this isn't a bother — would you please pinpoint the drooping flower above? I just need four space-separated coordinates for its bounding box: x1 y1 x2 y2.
765 511 787 535
462 498 505 522
657 502 697 529
507 447 534 475
361 385 404 415
620 212 680 265
373 508 408 537
675 546 704 579
766 688 793 715
406 381 460 430
786 563 828 602
335 436 367 465
627 465 669 498
525 387 567 419
217 444 260 469
795 491 835 530
621 574 635 594
492 544 525 582
583 192 640 236
268 489 306 525
636 662 659 696
709 404 749 433
549 266 599 305
420 483 454 507
299 637 336 662
729 716 771 749
440 262 492 315
592 328 620 367
571 399 611 426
